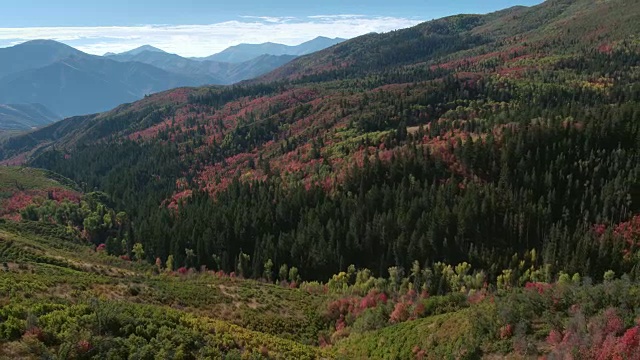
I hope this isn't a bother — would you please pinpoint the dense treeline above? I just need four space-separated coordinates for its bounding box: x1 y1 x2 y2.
188 82 286 108
135 106 640 281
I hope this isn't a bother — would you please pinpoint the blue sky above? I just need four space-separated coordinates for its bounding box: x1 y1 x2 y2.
0 0 544 56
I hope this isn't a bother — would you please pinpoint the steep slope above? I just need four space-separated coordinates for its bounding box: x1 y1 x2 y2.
0 113 95 165
259 0 640 82
0 40 84 79
1 0 640 284
0 103 59 131
0 89 191 164
8 0 636 158
3 1 640 358
200 36 345 63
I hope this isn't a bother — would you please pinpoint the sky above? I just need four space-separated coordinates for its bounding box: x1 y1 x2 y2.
0 0 544 57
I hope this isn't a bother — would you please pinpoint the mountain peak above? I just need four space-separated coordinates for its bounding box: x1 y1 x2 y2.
311 36 344 41
15 39 76 50
21 39 63 45
200 36 346 63
116 45 167 56
0 39 88 80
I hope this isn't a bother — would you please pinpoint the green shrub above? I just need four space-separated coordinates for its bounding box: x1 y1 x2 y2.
1 316 25 340
351 307 388 333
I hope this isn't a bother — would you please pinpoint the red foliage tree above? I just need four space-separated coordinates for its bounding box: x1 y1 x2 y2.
389 302 410 324
499 324 513 340
77 340 92 354
23 327 45 342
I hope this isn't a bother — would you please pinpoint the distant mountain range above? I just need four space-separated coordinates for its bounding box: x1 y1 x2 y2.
104 45 165 57
193 36 346 63
104 47 297 85
0 37 344 120
0 49 205 118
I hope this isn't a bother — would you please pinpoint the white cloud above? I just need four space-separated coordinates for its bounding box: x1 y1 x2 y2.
239 16 296 23
307 15 366 20
0 15 424 57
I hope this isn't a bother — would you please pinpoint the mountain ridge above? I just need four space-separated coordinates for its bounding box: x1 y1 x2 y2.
4 0 637 160
2 1 640 358
256 0 638 83
0 39 84 80
105 48 296 85
1 0 639 283
0 37 339 118
112 44 168 56
197 36 346 63
0 53 205 117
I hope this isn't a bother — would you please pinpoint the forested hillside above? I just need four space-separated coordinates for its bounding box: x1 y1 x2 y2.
2 0 640 357
1 172 640 358
1 0 639 320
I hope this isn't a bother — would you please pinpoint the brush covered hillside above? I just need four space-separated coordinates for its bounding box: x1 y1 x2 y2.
2 168 640 359
2 0 640 357
0 167 80 221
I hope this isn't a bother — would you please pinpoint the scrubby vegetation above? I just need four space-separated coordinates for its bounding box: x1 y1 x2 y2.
0 167 80 221
2 220 640 359
0 221 330 359
2 0 640 358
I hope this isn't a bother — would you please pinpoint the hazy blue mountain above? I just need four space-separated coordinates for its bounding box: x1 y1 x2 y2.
224 54 297 83
0 103 60 131
106 50 224 84
0 54 204 117
197 36 345 63
0 40 85 79
288 36 347 56
106 49 296 84
108 45 167 57
0 39 330 118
